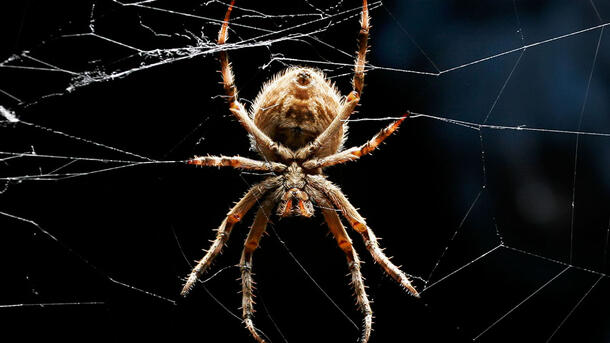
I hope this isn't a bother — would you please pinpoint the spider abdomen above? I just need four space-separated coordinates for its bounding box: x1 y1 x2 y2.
250 67 345 159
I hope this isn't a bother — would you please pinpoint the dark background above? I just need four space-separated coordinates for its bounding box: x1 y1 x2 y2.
1 1 609 342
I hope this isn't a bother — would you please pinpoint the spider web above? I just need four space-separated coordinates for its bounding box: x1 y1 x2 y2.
1 0 609 341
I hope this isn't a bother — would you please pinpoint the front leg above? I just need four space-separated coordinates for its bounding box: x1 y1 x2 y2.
295 91 360 160
353 0 370 97
216 1 293 161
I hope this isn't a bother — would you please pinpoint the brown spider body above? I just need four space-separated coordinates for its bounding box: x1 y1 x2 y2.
251 67 344 159
182 2 418 343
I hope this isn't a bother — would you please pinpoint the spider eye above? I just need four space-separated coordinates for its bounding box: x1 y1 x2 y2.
295 71 312 86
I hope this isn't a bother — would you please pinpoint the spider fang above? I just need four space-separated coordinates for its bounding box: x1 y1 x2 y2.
278 187 314 218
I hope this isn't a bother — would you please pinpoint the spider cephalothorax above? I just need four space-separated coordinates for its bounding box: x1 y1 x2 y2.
275 163 315 217
181 1 418 342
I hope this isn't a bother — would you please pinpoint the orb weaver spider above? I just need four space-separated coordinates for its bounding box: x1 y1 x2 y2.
181 1 418 342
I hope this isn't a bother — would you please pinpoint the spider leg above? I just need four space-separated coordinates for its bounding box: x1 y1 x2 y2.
353 0 370 97
295 0 369 161
309 176 419 297
217 0 237 103
188 155 286 172
316 193 373 343
359 226 419 296
216 1 293 161
240 196 275 343
303 113 409 170
295 91 360 160
180 176 280 296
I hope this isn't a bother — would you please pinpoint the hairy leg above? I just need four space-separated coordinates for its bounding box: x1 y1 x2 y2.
296 0 369 161
309 176 419 297
353 0 370 97
216 1 293 160
295 91 360 160
189 155 286 172
181 176 280 296
303 113 408 170
240 196 275 343
317 194 373 343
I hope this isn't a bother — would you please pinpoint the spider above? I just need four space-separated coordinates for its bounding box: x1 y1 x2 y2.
181 1 419 342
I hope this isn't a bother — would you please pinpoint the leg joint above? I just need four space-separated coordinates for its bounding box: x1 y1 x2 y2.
227 213 241 224
338 239 353 252
240 262 252 272
245 240 259 251
351 220 367 232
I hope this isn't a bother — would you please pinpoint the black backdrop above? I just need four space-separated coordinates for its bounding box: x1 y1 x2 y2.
1 1 609 342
